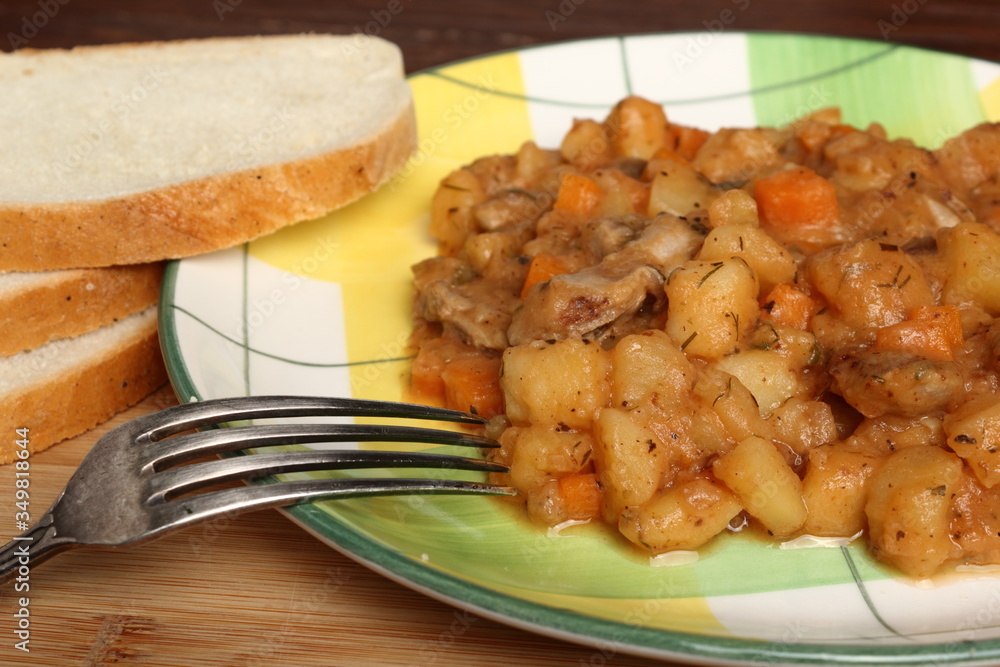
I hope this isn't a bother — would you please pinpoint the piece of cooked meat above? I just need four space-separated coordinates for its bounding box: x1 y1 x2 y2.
412 256 519 350
609 214 705 276
829 349 964 418
507 263 663 345
508 215 703 344
418 278 519 350
580 214 649 258
692 127 784 185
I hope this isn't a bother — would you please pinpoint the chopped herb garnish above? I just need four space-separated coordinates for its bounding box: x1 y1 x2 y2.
697 262 724 287
726 311 741 338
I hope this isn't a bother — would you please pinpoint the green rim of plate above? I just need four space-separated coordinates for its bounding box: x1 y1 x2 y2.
158 32 1000 665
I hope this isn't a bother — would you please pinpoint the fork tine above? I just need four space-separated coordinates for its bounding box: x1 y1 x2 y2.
147 450 509 503
142 395 489 441
148 478 516 539
147 423 498 470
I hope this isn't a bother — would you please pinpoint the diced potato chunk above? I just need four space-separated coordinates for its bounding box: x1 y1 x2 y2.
694 369 774 444
593 408 670 520
713 349 798 418
604 96 669 160
610 330 695 410
944 396 1000 488
646 401 734 466
501 339 610 430
429 168 487 255
844 414 946 457
503 426 595 494
806 238 933 329
665 258 760 359
516 140 562 182
593 168 649 217
560 119 613 171
749 325 821 368
713 436 807 537
768 398 838 455
646 159 717 217
865 446 963 577
697 223 797 294
620 479 742 552
939 222 1000 315
950 471 1000 565
801 445 883 536
707 188 759 228
499 426 597 526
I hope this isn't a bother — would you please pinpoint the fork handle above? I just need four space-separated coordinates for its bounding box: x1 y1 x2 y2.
0 513 78 584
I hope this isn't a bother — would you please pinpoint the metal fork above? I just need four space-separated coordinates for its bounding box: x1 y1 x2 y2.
0 395 514 582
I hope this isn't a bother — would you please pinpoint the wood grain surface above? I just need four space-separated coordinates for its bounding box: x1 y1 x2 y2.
1 2 999 665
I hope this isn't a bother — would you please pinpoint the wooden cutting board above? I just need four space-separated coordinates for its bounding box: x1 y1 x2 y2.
0 386 669 666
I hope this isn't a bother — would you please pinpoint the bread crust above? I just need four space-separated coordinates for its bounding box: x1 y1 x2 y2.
0 103 416 271
0 319 166 465
0 263 164 356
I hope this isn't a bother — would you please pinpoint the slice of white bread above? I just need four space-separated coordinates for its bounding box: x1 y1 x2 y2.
0 306 166 464
0 263 164 356
0 34 416 270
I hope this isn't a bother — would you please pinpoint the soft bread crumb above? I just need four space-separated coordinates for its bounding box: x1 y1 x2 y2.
0 35 417 271
0 35 410 203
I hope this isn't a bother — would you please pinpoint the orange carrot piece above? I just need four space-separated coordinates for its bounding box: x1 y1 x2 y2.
649 146 692 167
440 355 504 419
754 166 841 248
910 305 964 348
670 124 710 161
874 319 955 362
410 340 448 403
521 253 571 298
558 472 602 521
761 284 821 330
553 173 604 217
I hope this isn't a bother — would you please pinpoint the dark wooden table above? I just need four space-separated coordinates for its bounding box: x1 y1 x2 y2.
1 2 998 665
2 0 999 70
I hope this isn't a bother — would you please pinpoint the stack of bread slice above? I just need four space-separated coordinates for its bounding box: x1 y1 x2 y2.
0 34 416 463
0 266 167 463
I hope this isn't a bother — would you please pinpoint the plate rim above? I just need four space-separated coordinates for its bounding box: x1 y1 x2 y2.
158 31 1000 665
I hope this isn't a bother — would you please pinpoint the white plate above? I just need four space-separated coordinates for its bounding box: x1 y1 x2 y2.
160 33 1000 665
